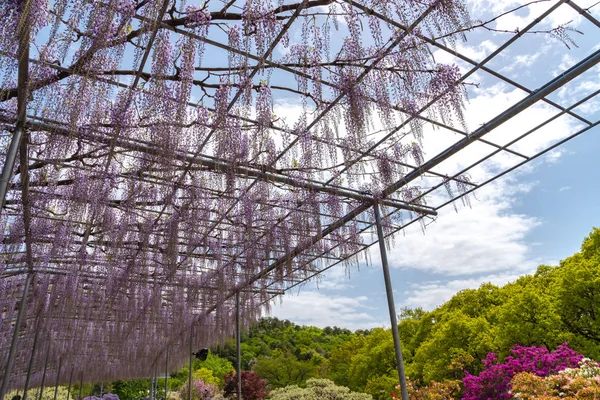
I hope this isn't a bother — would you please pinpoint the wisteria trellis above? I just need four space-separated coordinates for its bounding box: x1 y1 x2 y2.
1 0 599 394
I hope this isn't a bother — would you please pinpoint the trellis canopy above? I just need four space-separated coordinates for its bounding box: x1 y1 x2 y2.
1 0 599 393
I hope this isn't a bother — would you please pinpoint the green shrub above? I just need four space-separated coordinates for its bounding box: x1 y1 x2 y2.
267 378 372 400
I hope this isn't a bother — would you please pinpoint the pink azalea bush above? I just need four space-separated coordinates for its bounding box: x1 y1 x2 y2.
511 358 600 399
180 378 217 400
462 343 583 400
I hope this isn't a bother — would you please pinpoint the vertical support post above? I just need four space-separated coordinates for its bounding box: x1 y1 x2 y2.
0 274 32 400
38 343 51 400
100 383 103 398
54 358 62 400
78 372 83 400
373 204 409 400
23 317 41 400
0 3 30 210
164 348 168 400
66 367 74 400
53 358 62 400
155 364 158 400
149 376 153 400
235 292 241 400
188 326 193 400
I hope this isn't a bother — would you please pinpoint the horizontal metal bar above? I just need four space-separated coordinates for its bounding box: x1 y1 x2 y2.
11 118 436 216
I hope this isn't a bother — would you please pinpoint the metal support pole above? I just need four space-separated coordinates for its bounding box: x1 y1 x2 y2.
99 383 103 398
38 343 51 400
164 348 168 400
0 274 32 400
374 204 409 400
155 364 159 400
188 326 193 400
0 5 30 210
78 372 83 400
53 358 62 400
66 367 74 400
149 376 153 400
236 292 241 400
23 318 41 400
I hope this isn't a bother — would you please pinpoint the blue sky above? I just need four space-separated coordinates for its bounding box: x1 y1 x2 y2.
267 0 600 330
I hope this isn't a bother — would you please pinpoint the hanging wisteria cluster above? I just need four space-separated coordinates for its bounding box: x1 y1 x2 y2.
0 0 476 389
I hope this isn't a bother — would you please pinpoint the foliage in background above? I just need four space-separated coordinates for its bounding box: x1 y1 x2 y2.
112 380 150 400
193 354 235 386
179 378 217 400
510 358 600 399
324 228 600 396
392 380 462 400
222 371 268 400
252 352 319 388
267 378 372 400
213 318 356 370
6 386 73 400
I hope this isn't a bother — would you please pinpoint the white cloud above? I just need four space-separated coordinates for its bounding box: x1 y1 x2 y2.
268 290 385 330
468 0 594 31
402 272 525 310
386 179 541 276
500 51 543 73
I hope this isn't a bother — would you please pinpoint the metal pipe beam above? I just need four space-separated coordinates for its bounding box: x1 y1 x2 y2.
38 343 51 400
67 367 74 400
53 358 62 400
374 205 408 400
236 292 242 400
188 327 193 400
243 45 600 293
0 8 29 210
164 348 168 400
22 317 40 400
11 118 436 217
0 273 32 400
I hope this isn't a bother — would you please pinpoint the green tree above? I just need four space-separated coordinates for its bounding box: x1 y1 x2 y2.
193 353 234 386
493 275 567 353
252 352 319 388
113 380 150 400
410 310 495 383
554 227 600 358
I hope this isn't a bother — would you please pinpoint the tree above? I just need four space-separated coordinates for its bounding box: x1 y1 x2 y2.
193 353 234 386
554 227 600 358
252 352 319 388
494 275 567 352
112 380 150 400
410 311 495 383
222 371 268 400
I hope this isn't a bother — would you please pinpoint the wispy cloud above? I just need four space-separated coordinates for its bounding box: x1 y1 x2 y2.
269 290 385 330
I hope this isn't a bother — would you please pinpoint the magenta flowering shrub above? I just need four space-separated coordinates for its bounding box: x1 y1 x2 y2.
462 343 583 399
